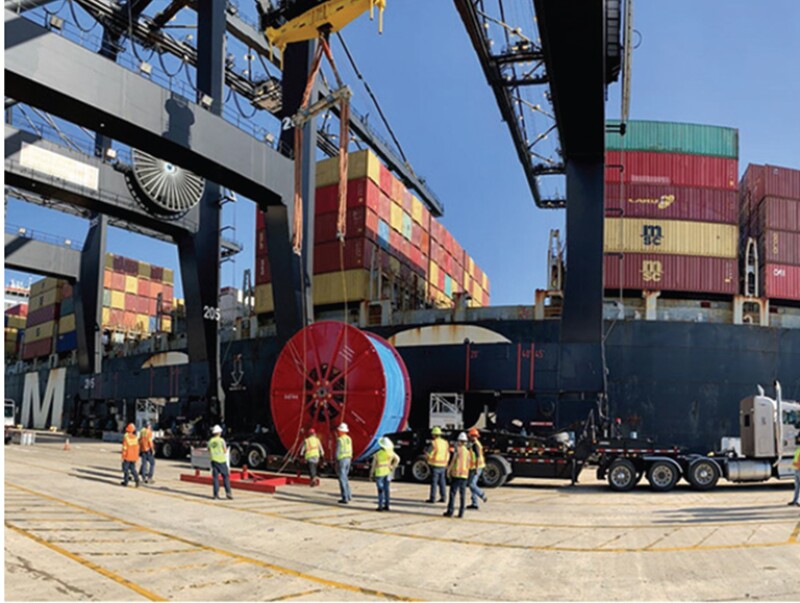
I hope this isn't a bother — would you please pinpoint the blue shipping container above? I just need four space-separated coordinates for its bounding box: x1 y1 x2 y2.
378 220 390 249
60 297 75 316
56 331 77 353
444 274 453 297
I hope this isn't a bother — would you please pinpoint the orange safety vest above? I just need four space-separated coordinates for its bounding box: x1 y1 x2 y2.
449 445 471 479
122 433 140 462
427 437 449 468
139 427 154 452
470 440 486 470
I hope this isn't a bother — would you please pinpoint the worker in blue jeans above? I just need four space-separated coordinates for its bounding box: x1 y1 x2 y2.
208 425 233 500
371 437 400 511
467 428 488 510
444 433 471 518
336 423 353 504
788 435 800 507
425 426 449 503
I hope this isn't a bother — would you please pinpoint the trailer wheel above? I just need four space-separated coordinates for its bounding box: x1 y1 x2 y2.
246 444 267 469
161 440 177 459
410 456 431 483
482 455 510 488
686 458 720 491
607 458 637 491
647 461 680 492
229 444 243 468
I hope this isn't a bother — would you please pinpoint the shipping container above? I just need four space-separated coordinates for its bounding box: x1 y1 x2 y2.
112 255 125 272
109 309 124 328
58 314 76 333
6 304 28 317
22 338 52 360
401 212 413 240
390 202 404 232
604 253 737 295
104 254 115 269
606 120 738 158
377 220 390 248
605 151 738 190
102 307 110 326
759 229 800 266
316 149 381 188
315 238 379 274
111 271 126 291
150 282 163 299
29 277 63 298
256 228 267 256
604 217 738 258
56 331 77 353
124 275 138 294
25 305 59 327
316 176 382 214
753 197 800 235
314 207 379 243
25 320 56 343
161 316 172 332
151 266 164 281
102 288 112 307
761 263 800 301
29 288 62 313
136 313 150 333
605 183 738 223
378 190 392 220
62 282 73 298
102 270 113 288
742 164 800 203
136 279 150 297
60 297 75 316
163 284 174 300
379 163 395 196
256 256 270 284
111 290 125 310
138 262 151 279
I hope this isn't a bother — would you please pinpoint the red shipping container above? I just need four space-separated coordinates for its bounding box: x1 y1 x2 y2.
760 230 800 266
604 253 737 294
314 238 377 274
411 223 423 248
161 298 173 313
379 164 394 196
605 151 738 190
26 305 59 327
378 191 392 220
256 207 265 229
389 229 403 257
62 282 73 298
761 263 800 301
401 190 413 214
315 177 381 214
109 309 124 328
6 304 28 317
163 284 174 300
257 228 267 256
124 258 139 275
137 279 150 297
122 311 135 328
315 208 379 244
605 183 738 223
743 164 800 202
22 338 52 360
147 298 157 315
391 178 405 202
151 266 164 281
112 255 125 272
150 282 163 299
420 231 430 256
111 272 126 291
437 269 445 290
256 256 271 284
754 197 800 234
125 293 137 311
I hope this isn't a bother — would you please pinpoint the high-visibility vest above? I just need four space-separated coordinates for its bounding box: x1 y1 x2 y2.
793 447 800 470
337 435 352 460
208 436 227 463
122 433 140 462
304 436 321 460
139 427 154 452
427 437 449 467
450 445 471 479
470 440 485 470
374 449 392 477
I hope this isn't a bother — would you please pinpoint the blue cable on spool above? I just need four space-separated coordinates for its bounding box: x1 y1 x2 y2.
358 334 408 460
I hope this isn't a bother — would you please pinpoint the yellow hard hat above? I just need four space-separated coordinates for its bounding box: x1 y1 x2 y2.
431 426 442 436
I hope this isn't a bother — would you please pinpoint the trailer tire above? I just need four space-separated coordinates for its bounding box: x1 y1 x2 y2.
686 458 720 491
229 444 243 468
482 455 511 488
647 460 680 492
161 440 177 459
607 458 637 491
246 444 267 469
410 456 431 483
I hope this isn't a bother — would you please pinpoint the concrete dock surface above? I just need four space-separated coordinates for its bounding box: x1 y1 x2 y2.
4 437 800 601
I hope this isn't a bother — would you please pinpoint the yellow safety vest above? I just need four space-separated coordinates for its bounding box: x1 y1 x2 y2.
450 445 471 479
304 436 321 460
337 435 352 460
208 436 227 463
374 448 392 477
470 440 485 470
139 427 154 452
427 437 449 468
793 447 800 470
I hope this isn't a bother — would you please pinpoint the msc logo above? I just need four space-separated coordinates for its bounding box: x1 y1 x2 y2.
21 368 66 429
641 225 663 246
627 194 675 210
773 267 787 277
641 260 663 282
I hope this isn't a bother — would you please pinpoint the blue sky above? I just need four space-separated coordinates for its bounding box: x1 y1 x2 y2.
5 1 800 306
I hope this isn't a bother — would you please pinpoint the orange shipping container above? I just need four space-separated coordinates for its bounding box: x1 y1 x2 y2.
111 272 126 291
137 279 150 297
103 270 113 288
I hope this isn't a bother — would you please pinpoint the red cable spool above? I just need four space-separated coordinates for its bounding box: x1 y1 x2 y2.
270 321 411 462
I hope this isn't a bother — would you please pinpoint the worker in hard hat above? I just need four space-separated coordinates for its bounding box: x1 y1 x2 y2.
138 420 155 485
788 434 800 507
443 432 471 518
336 423 353 503
467 428 488 509
301 428 324 487
208 425 233 500
424 426 449 503
120 423 140 488
371 436 400 512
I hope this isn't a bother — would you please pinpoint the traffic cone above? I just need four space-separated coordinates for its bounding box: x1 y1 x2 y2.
63 438 71 451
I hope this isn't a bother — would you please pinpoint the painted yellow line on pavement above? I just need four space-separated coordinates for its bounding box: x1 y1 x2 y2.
5 522 167 601
268 587 325 601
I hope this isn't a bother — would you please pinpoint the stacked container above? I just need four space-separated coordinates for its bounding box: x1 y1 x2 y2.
739 164 800 301
5 304 27 360
22 277 64 359
254 149 489 314
604 120 739 295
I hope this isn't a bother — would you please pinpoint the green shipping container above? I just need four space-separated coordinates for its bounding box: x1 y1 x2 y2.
606 120 738 158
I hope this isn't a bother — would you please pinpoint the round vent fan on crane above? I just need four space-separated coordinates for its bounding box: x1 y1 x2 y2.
130 149 205 216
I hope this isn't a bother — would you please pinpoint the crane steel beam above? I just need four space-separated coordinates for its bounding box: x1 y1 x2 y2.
5 9 294 206
4 233 81 280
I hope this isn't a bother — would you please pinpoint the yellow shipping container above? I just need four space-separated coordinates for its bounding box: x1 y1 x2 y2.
411 195 424 225
468 257 475 276
104 253 115 269
604 218 738 258
58 314 76 333
255 284 274 315
5 327 18 340
6 315 26 329
30 277 62 298
29 288 62 312
429 262 439 288
125 275 138 294
314 270 371 306
136 314 150 333
163 268 175 284
482 273 489 291
102 308 110 326
161 316 172 333
111 290 125 310
316 149 381 188
390 202 404 232
26 320 56 343
138 262 151 279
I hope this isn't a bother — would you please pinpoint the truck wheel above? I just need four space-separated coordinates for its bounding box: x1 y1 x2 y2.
246 444 267 469
686 458 719 491
410 456 431 483
229 444 243 468
161 441 176 459
482 455 510 488
607 458 637 491
647 461 679 492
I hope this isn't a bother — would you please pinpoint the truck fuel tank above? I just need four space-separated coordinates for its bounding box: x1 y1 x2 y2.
724 459 772 482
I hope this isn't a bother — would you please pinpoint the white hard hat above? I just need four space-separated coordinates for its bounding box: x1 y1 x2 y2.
457 432 468 442
212 425 222 434
379 437 393 450
338 423 349 433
